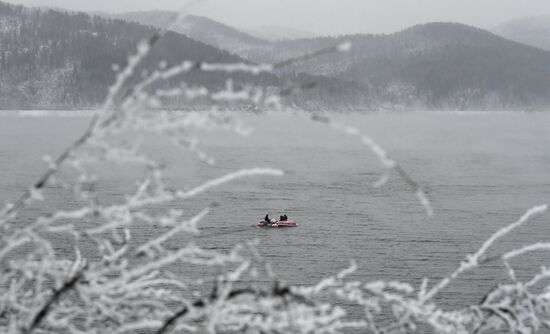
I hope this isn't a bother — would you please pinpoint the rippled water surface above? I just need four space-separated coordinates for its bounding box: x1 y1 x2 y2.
1 111 549 310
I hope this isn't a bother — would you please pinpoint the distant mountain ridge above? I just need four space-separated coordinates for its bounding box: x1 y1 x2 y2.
243 23 550 109
493 16 550 52
116 11 550 110
242 25 316 41
115 11 269 55
2 1 550 110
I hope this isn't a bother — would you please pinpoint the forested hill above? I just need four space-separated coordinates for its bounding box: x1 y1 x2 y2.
0 2 373 110
0 2 281 109
4 0 550 111
244 23 550 110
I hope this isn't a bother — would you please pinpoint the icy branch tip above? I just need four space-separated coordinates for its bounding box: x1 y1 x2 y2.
533 204 549 213
338 41 352 52
416 190 434 217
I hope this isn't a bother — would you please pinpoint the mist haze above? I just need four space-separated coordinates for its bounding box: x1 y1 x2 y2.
10 0 550 35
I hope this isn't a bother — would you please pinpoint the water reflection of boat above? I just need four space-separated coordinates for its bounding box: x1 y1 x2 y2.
256 220 299 228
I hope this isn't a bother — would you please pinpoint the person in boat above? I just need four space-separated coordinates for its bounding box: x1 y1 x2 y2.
279 215 284 221
282 214 288 221
264 214 271 224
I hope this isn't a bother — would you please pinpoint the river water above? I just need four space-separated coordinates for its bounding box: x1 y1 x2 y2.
1 111 549 313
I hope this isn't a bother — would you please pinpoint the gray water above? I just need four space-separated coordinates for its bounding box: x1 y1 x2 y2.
1 111 550 312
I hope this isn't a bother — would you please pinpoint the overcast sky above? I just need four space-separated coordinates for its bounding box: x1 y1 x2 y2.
9 0 550 35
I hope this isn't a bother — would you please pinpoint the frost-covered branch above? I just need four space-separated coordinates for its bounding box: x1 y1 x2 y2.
23 258 88 334
423 204 548 302
311 114 434 216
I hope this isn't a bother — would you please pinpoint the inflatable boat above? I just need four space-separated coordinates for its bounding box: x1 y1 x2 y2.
256 220 299 228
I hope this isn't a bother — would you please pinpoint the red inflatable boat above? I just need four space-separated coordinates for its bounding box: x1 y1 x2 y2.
256 220 299 228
